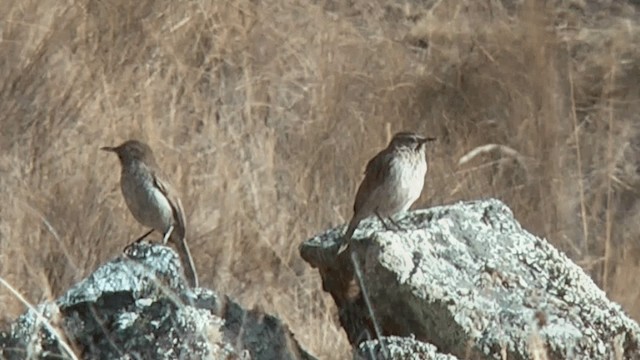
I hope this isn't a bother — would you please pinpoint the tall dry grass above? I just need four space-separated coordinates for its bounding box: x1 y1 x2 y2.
1 0 639 357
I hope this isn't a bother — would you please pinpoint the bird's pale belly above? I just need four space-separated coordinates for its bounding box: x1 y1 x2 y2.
120 174 173 233
377 160 426 216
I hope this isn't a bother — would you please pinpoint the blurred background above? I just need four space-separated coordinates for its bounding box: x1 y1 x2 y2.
1 0 639 357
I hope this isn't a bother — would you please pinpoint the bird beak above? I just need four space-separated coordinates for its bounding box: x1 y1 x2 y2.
101 146 116 152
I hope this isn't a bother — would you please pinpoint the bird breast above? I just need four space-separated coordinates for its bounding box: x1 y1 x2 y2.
387 152 427 211
120 163 174 233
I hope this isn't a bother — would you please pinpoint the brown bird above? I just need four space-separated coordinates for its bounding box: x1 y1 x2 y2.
338 132 435 254
102 140 199 287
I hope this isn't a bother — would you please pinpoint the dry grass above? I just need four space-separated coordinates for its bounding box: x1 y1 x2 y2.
1 0 640 357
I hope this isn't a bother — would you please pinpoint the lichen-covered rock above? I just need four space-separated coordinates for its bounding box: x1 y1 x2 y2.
300 198 640 359
355 336 460 360
0 243 315 360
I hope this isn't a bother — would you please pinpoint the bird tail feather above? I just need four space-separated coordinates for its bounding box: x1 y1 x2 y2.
337 218 360 254
171 232 199 287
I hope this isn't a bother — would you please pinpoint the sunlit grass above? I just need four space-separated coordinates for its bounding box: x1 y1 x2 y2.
1 0 639 358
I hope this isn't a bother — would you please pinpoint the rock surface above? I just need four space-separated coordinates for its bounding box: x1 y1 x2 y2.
0 243 315 360
355 336 459 360
300 198 640 360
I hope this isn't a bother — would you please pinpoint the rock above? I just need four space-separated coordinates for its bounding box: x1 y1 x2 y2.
0 243 315 360
355 336 460 360
300 198 640 359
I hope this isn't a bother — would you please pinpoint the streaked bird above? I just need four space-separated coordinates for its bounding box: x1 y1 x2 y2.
338 132 435 254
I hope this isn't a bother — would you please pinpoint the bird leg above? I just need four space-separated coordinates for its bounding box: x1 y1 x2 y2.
123 228 154 253
375 211 405 231
387 215 405 231
162 225 174 245
375 211 395 231
134 228 155 243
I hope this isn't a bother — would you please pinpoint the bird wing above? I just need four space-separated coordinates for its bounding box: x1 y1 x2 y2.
152 169 199 287
152 170 187 241
353 148 393 213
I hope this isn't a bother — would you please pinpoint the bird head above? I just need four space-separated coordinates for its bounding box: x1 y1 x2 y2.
389 132 436 151
101 140 155 164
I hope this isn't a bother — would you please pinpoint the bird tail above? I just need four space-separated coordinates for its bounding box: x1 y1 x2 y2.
337 218 360 254
170 231 199 287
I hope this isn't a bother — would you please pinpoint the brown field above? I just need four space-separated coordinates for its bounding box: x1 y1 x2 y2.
1 0 640 357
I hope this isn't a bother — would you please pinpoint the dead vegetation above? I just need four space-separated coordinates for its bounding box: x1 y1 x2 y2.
1 0 639 357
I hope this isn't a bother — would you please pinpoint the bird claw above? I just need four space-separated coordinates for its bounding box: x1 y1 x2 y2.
387 217 405 231
375 211 405 232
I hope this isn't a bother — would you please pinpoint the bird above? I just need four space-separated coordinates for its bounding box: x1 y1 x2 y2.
101 140 199 287
337 132 435 254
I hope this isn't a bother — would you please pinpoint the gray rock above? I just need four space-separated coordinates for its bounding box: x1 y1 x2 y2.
355 336 459 360
300 198 640 359
0 243 315 360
